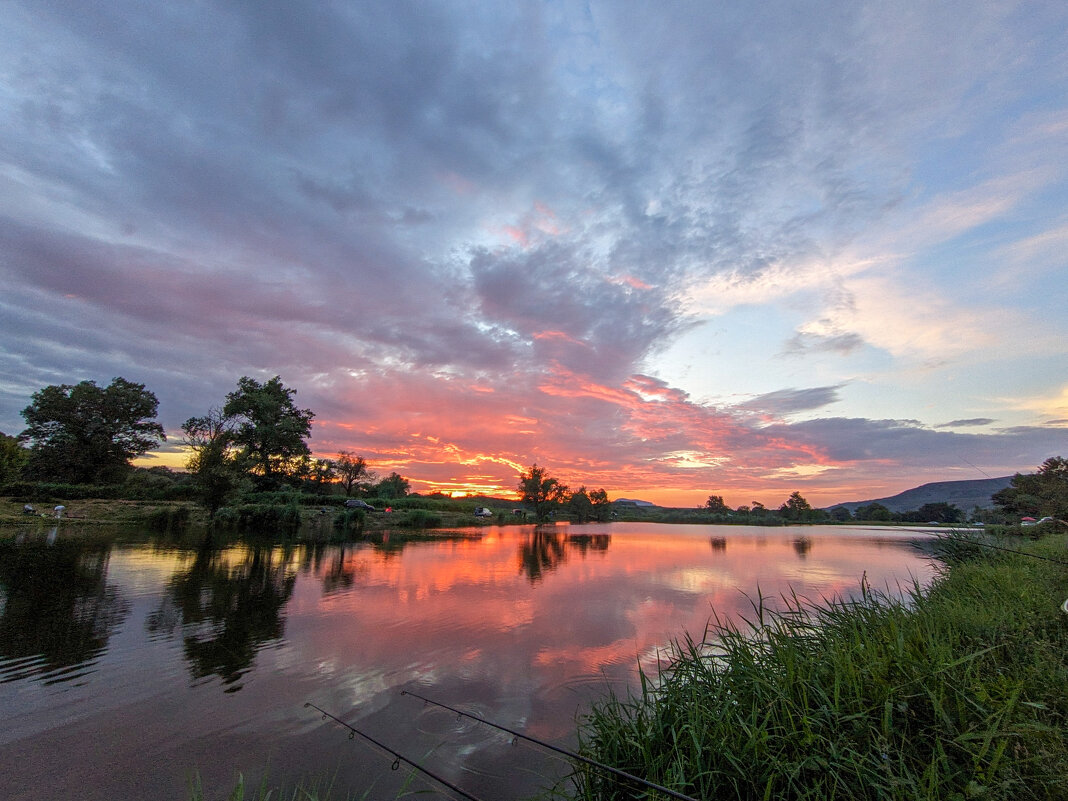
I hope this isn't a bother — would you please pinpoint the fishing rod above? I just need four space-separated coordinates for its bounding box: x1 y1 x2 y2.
304 702 488 801
400 690 700 801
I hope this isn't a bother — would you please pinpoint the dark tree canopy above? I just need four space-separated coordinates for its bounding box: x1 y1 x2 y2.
223 376 314 484
20 378 165 483
705 494 730 514
0 431 28 484
181 408 243 519
518 464 569 521
374 472 410 499
779 491 814 521
993 457 1068 519
335 451 374 495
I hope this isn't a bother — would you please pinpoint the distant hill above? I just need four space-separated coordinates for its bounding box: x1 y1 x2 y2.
830 476 1013 514
613 498 657 507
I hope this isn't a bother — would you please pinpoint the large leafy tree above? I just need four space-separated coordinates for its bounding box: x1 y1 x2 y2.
993 457 1068 519
779 491 814 521
181 408 243 519
222 376 314 485
589 488 611 522
705 494 730 514
373 472 410 499
518 464 569 522
335 451 375 496
0 432 29 484
20 378 165 483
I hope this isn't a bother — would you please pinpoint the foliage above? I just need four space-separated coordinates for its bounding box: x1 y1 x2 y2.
393 508 443 528
373 471 410 499
335 451 375 495
145 505 192 532
568 486 594 522
855 502 892 521
900 501 964 524
705 494 729 514
575 532 1068 800
778 490 814 521
829 504 853 521
518 463 569 521
182 408 245 519
0 431 29 483
20 377 165 484
223 376 314 485
993 456 1068 519
214 503 302 534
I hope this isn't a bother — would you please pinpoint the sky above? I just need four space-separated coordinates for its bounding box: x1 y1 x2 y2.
1 1 1066 508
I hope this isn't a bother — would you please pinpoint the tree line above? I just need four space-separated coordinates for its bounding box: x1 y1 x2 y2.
1 376 411 518
4 375 1064 527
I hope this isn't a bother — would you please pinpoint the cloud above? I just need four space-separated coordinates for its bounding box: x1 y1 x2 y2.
736 386 843 417
935 418 996 428
2 1 1066 506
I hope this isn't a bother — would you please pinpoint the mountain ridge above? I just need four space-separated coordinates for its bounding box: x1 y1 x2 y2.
829 476 1013 514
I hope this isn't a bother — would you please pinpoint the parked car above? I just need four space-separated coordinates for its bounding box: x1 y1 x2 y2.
473 506 493 517
344 499 376 511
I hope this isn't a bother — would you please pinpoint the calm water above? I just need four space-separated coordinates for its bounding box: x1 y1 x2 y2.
0 522 937 800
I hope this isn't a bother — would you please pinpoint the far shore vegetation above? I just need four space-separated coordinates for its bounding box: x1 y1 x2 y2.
4 375 1068 800
3 375 1065 536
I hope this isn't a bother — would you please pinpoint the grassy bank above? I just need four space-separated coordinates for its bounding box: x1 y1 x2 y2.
572 532 1068 800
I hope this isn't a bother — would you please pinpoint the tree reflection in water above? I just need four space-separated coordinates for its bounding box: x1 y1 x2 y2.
0 533 129 683
147 538 295 692
517 530 611 583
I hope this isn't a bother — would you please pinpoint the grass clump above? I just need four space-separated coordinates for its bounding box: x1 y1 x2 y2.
573 533 1068 801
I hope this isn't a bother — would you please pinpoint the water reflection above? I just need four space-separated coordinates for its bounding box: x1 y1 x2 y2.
0 534 129 683
517 530 612 582
0 523 936 801
146 539 296 691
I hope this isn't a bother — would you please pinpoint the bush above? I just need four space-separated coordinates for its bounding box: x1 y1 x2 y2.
394 509 443 528
212 503 303 535
332 508 365 534
145 505 192 532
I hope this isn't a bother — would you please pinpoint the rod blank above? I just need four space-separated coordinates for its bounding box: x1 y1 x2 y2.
400 689 699 801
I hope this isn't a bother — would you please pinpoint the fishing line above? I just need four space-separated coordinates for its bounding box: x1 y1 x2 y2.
304 702 487 801
400 689 700 801
936 534 1068 567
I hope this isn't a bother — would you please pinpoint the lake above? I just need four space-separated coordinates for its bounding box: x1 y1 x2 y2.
0 522 937 800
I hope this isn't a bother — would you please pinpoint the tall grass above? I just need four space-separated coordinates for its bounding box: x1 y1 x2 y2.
572 533 1068 800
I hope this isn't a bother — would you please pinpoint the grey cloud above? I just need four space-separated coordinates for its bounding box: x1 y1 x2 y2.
737 386 843 416
469 241 683 381
764 417 1063 468
783 331 865 356
935 418 996 428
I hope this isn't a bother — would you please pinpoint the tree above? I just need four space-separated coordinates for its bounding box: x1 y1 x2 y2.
568 486 594 522
335 451 375 496
374 472 410 499
589 488 611 522
223 376 314 486
181 408 243 520
915 502 963 524
829 505 853 522
779 491 813 521
20 378 165 483
993 457 1068 519
0 431 28 484
705 494 730 514
518 464 569 522
855 502 892 522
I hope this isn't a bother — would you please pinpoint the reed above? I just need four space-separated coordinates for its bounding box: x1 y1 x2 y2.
571 533 1068 800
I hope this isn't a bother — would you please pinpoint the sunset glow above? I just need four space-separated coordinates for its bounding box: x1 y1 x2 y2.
3 2 1066 506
